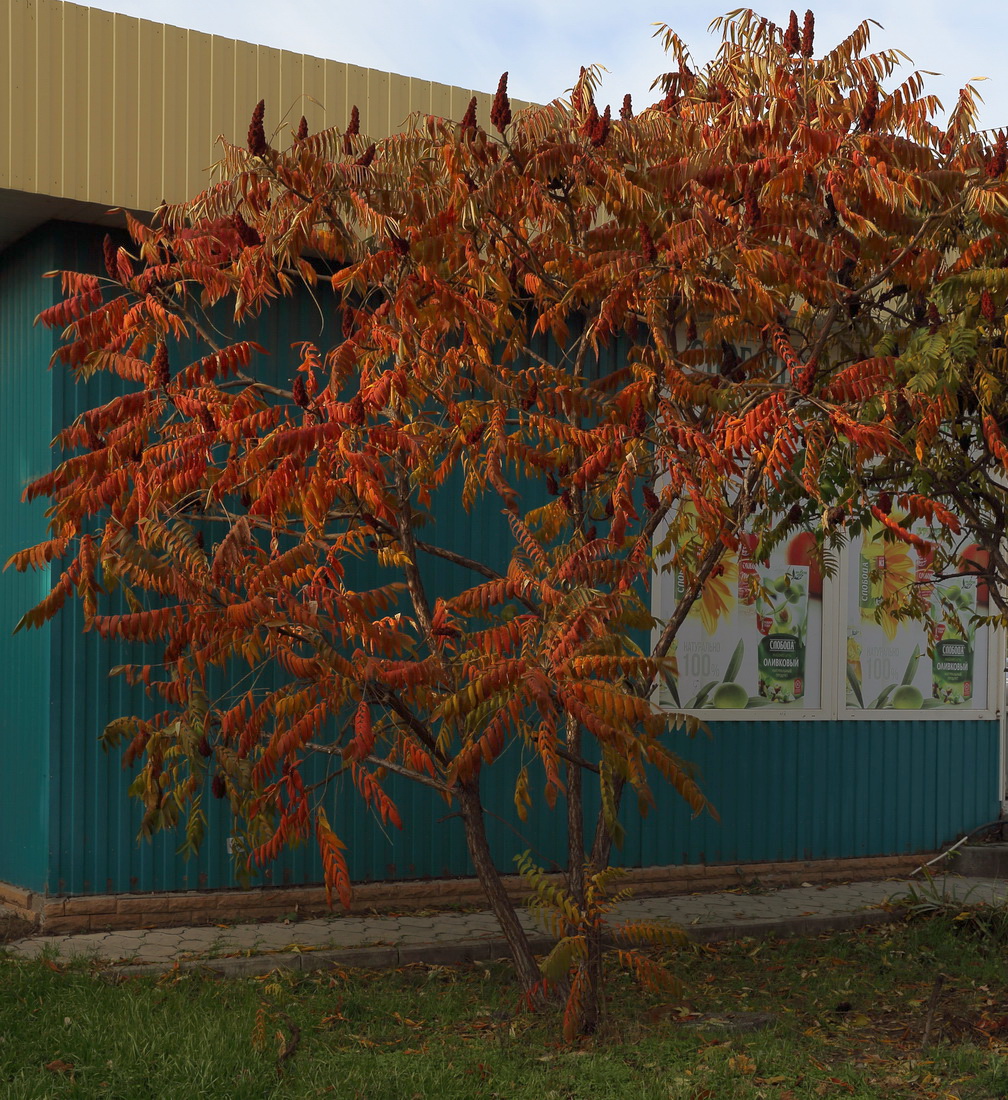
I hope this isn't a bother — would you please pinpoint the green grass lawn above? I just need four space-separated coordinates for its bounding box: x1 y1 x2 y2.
2 909 1007 1098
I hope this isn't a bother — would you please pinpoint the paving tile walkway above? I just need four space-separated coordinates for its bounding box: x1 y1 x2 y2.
4 874 1006 980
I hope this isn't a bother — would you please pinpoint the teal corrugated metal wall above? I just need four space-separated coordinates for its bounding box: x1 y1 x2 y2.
0 221 1001 899
0 228 58 892
34 222 568 895
617 718 1000 868
46 225 230 895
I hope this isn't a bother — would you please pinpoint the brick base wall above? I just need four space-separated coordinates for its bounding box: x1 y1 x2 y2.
0 853 932 935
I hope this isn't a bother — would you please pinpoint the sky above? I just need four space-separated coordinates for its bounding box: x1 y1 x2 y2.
84 0 1007 131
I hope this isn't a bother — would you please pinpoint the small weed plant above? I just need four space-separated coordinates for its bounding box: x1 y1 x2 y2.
900 872 1008 946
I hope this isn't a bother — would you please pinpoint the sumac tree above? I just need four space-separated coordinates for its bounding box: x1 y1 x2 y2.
12 9 1008 1036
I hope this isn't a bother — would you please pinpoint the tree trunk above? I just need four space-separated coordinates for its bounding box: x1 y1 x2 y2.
458 777 541 992
577 928 604 1035
566 717 605 1036
566 715 585 909
589 774 624 873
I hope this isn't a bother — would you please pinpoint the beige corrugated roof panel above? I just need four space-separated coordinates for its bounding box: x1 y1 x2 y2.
0 0 525 250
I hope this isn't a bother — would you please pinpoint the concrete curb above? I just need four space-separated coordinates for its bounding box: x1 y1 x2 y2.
684 905 902 945
102 935 560 980
98 912 904 982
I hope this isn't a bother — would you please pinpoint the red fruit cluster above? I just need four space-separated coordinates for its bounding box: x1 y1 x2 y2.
858 83 878 132
987 131 1008 178
801 11 814 57
783 10 801 54
247 99 267 156
460 97 478 136
590 105 611 147
629 399 646 437
744 179 761 228
232 212 261 248
571 67 587 114
152 341 170 388
292 375 309 408
491 72 511 133
659 88 679 113
103 234 118 281
580 103 599 139
343 105 359 155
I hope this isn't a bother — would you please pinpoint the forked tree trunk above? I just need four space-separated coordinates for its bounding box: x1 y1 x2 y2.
458 777 541 992
589 775 623 873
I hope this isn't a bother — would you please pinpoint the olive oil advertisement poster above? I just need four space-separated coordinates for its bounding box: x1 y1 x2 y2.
845 520 989 711
656 531 823 711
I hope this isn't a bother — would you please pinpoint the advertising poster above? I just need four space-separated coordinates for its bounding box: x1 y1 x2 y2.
656 531 823 711
845 519 989 711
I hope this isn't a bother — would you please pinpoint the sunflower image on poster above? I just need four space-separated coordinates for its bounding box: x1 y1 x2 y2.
657 528 823 711
845 516 988 710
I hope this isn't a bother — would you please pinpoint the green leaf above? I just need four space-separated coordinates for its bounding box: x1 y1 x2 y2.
177 797 206 859
660 667 680 705
723 639 744 683
685 680 718 708
846 664 864 707
871 683 896 709
901 645 920 685
540 936 586 983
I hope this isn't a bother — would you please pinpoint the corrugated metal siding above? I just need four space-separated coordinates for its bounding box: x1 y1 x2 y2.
0 228 58 892
619 718 1000 868
0 0 527 216
4 222 1002 897
34 222 565 895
